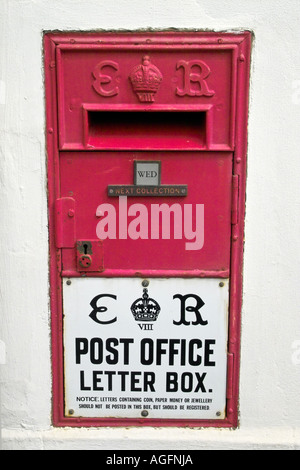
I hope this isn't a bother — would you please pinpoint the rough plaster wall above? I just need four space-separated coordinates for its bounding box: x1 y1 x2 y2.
0 0 300 449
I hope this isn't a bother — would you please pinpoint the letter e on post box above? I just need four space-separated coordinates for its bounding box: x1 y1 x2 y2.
44 32 251 428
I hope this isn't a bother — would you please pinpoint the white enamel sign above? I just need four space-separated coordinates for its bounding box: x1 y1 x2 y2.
63 277 229 420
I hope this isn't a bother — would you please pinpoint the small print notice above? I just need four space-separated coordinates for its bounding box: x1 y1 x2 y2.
63 277 228 419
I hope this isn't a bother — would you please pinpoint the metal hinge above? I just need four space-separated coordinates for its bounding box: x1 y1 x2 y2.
55 197 76 248
231 174 240 225
226 352 234 399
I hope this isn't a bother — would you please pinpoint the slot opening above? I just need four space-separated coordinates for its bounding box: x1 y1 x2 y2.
86 111 207 150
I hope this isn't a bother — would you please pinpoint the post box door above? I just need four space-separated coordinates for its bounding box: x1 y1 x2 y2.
59 150 233 274
45 31 251 428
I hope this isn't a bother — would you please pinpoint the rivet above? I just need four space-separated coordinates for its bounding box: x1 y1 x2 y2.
66 280 71 285
216 411 221 417
68 209 74 217
48 128 53 134
219 282 225 287
141 410 149 417
142 279 149 287
233 235 238 242
69 409 74 415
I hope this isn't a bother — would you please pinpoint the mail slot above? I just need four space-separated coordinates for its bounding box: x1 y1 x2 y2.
44 31 251 428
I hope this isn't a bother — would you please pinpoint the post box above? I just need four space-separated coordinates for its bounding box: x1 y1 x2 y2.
44 31 251 427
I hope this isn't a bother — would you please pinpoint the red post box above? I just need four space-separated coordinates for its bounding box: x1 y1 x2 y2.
44 31 251 428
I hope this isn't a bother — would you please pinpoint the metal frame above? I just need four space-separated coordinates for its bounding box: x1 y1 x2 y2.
44 31 251 428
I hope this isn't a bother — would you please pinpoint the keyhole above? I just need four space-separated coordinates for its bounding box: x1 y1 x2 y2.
83 243 88 254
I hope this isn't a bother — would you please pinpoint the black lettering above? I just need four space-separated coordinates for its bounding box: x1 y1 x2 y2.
119 338 134 365
90 338 103 364
181 372 193 392
76 338 88 364
188 339 202 366
105 337 118 365
144 372 155 392
156 339 168 365
92 371 103 391
131 372 142 391
80 370 91 390
104 371 116 391
204 339 216 366
138 323 153 330
173 294 206 326
166 372 178 392
180 339 186 365
118 371 129 391
89 294 117 325
140 338 154 365
194 372 207 392
168 339 181 365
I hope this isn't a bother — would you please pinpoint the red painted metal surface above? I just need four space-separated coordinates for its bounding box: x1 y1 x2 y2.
55 197 76 248
44 31 251 429
59 150 232 273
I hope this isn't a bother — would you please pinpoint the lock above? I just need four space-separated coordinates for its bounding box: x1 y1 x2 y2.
76 240 103 272
78 254 92 268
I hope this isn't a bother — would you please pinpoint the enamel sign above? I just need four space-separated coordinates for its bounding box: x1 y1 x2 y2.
63 277 229 420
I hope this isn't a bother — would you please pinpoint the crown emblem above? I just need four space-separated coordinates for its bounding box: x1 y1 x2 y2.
131 288 161 321
129 56 163 102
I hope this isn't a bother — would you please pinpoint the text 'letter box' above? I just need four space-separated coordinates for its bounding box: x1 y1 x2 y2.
44 32 251 428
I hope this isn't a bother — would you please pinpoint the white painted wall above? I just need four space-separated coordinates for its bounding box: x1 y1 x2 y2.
0 0 300 450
